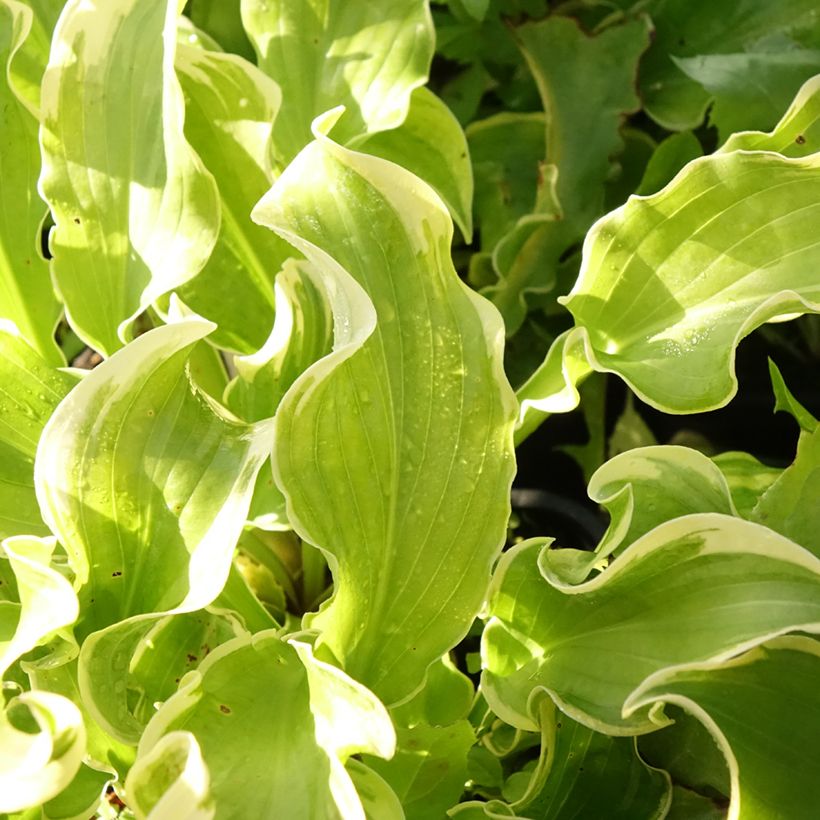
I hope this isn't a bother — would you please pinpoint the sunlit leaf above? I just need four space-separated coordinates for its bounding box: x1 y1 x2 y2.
482 515 820 734
128 633 395 818
39 0 220 355
253 113 516 705
173 44 292 353
358 87 474 242
0 324 74 540
0 0 61 363
242 0 434 164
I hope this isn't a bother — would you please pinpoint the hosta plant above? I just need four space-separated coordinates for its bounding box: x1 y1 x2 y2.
2 0 820 818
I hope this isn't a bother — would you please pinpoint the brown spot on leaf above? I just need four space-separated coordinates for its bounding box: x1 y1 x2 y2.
219 704 232 714
796 134 807 145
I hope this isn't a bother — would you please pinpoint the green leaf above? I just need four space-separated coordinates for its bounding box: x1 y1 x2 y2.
517 144 820 436
710 452 782 520
366 721 476 820
252 114 516 705
186 0 254 60
0 325 74 540
627 636 820 820
484 15 650 332
224 259 334 531
6 0 62 113
35 316 274 634
467 112 546 255
482 514 820 734
0 536 78 678
752 425 820 557
39 0 220 356
675 50 820 142
0 691 86 815
635 132 703 197
41 763 111 820
665 787 727 820
346 759 405 820
173 44 293 353
638 705 730 800
722 74 820 156
0 0 62 363
391 655 474 729
124 731 213 820
358 87 474 242
224 260 333 424
127 633 395 819
514 702 671 819
767 358 817 432
241 0 435 164
638 0 820 130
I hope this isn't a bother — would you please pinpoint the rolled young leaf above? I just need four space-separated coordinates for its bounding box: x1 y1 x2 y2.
39 0 220 356
253 110 517 705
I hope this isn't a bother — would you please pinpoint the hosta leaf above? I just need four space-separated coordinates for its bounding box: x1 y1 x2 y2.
225 259 334 530
345 760 404 820
0 536 78 677
6 0 62 113
512 701 670 820
35 316 273 633
710 451 781 520
126 731 214 820
638 705 730 800
40 763 112 820
33 316 273 744
635 132 703 197
253 113 516 705
173 44 292 353
128 610 246 726
517 147 820 437
767 358 817 432
0 691 85 814
484 15 650 332
482 514 820 734
128 634 395 819
365 721 476 820
751 425 820 557
627 636 820 820
638 0 820 130
549 445 737 584
0 0 61 363
0 324 74 540
588 445 735 557
357 87 474 242
39 0 220 356
467 112 546 255
242 0 434 165
674 50 820 142
722 74 820 156
187 0 253 60
390 655 474 728
224 260 333 423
